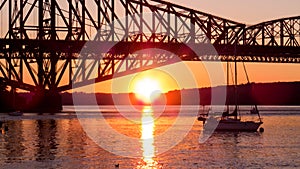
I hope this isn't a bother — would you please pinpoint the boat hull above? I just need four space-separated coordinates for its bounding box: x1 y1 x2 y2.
205 120 263 132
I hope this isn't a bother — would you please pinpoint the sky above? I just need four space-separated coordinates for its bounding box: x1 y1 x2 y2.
87 0 300 93
1 0 299 93
173 0 300 25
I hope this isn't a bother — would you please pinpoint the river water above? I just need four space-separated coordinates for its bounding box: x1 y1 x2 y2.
0 105 300 168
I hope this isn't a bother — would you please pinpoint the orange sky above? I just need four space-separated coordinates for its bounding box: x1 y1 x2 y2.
89 0 300 93
75 0 300 93
72 61 300 93
173 0 300 24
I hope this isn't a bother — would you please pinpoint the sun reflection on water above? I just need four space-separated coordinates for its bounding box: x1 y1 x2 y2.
137 106 162 169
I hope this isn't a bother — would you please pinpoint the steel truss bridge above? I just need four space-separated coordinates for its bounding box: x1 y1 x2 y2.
0 0 299 92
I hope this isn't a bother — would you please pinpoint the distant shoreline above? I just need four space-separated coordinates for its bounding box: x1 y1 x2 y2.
61 81 300 106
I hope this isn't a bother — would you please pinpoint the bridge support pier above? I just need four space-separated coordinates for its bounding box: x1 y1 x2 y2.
27 90 62 112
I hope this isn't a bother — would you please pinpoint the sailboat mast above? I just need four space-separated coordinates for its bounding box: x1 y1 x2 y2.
226 61 229 113
234 59 238 120
234 38 239 120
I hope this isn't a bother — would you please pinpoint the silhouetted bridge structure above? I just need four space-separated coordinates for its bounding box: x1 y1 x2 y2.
0 0 299 100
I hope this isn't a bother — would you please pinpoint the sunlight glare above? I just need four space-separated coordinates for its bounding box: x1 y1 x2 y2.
133 77 162 104
138 106 160 168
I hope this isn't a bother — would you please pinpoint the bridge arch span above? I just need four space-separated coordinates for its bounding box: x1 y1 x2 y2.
240 16 300 47
67 33 218 92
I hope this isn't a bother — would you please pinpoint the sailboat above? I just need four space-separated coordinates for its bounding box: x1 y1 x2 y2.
198 60 263 132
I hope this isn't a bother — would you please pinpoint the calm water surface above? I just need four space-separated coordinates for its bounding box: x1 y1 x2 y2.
0 105 300 168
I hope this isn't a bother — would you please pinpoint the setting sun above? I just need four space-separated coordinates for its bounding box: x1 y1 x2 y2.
133 77 162 104
127 69 180 105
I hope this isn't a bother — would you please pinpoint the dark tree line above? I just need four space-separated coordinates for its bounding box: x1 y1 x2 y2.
60 81 300 106
0 78 14 112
